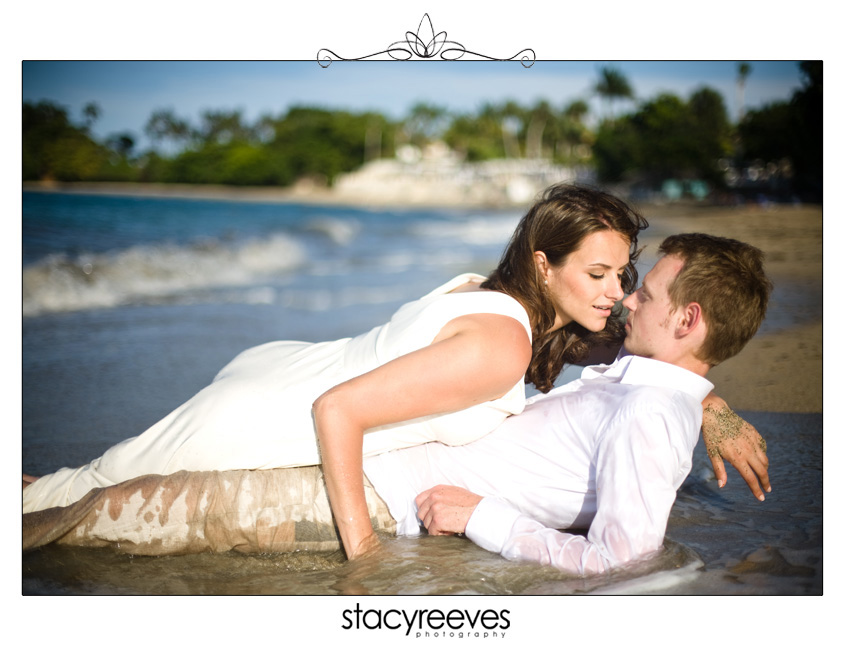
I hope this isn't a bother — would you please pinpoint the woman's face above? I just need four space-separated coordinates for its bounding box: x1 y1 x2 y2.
537 229 631 333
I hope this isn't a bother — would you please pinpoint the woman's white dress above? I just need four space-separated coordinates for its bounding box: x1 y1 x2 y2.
23 274 532 513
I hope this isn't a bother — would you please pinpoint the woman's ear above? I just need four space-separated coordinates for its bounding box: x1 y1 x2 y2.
533 251 550 286
534 251 548 275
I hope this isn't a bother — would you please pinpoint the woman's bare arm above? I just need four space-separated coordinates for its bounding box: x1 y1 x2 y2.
312 312 532 559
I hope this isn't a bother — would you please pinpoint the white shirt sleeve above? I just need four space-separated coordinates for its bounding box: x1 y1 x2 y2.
465 401 689 575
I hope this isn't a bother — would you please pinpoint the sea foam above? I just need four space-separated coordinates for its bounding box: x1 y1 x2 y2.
22 233 306 316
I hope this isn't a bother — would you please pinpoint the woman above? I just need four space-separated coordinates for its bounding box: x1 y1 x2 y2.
313 185 641 557
24 183 754 559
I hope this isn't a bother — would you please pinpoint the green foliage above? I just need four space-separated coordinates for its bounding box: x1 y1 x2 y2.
738 61 822 198
23 102 103 180
595 67 634 101
444 112 506 161
266 106 383 184
592 88 731 186
145 109 192 149
21 63 821 200
738 101 793 160
23 100 396 187
591 117 641 182
24 101 142 182
594 67 634 120
403 102 450 145
136 151 168 183
441 99 593 164
197 110 253 145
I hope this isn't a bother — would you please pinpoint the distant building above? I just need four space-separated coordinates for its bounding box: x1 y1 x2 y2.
335 141 590 207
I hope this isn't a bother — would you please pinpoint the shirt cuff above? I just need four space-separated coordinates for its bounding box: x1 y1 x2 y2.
465 497 523 554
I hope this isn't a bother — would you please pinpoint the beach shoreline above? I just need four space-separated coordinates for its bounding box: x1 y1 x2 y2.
22 180 523 209
23 180 823 413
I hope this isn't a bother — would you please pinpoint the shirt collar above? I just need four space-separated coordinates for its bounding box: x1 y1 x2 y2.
581 355 714 403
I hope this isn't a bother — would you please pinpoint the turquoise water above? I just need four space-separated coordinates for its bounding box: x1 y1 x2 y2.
21 191 822 596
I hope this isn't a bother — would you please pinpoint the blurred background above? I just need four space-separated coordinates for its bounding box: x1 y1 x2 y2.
22 60 821 204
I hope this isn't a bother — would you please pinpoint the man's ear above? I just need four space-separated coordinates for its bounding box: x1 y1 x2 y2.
675 302 704 337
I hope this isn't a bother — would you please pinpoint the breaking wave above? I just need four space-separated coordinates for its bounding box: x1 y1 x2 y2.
22 234 307 317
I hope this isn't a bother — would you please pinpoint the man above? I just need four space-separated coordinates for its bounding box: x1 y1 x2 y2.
24 233 771 575
408 232 772 573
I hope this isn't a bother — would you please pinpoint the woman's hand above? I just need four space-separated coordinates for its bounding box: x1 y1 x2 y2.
347 531 383 559
314 312 531 560
702 393 771 501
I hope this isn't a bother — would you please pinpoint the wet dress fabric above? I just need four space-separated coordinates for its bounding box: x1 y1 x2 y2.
23 274 532 513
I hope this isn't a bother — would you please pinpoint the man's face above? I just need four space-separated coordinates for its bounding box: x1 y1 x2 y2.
621 254 685 359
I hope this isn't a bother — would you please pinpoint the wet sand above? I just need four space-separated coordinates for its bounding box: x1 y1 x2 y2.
23 181 824 413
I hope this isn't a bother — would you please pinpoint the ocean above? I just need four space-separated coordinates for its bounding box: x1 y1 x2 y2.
21 190 822 597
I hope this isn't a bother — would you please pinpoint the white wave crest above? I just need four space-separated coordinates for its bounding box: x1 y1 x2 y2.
22 234 306 316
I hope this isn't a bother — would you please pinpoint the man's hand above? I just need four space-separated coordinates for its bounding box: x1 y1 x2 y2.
415 485 483 535
702 394 771 501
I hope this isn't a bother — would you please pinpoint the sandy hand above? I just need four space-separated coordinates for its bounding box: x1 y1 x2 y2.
703 400 771 501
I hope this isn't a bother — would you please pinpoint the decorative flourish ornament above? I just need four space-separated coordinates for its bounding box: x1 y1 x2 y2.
318 14 535 67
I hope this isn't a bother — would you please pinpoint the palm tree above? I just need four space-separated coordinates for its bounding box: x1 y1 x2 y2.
525 100 554 159
82 102 101 132
563 99 589 123
199 110 251 145
594 67 634 121
107 133 135 157
403 102 448 146
558 99 591 162
499 100 525 159
144 109 192 152
737 62 752 121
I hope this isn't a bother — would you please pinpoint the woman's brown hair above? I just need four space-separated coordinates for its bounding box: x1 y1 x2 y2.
482 183 648 392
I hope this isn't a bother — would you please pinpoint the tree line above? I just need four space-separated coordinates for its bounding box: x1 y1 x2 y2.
22 62 821 200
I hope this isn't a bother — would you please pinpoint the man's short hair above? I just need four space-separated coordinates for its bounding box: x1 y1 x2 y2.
658 233 773 366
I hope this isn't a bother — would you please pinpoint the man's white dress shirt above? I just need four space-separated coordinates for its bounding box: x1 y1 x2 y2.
363 355 713 575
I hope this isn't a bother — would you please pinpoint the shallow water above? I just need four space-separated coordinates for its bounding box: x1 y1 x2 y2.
21 192 823 596
22 535 706 596
22 411 822 596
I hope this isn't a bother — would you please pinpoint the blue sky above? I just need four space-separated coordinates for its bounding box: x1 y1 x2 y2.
22 60 805 151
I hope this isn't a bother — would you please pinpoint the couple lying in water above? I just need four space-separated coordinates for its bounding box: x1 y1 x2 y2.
23 184 772 576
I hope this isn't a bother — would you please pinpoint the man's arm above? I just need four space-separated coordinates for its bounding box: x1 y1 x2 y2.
416 401 688 575
617 346 769 500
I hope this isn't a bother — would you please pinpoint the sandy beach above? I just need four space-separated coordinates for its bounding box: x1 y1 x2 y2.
24 180 824 413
